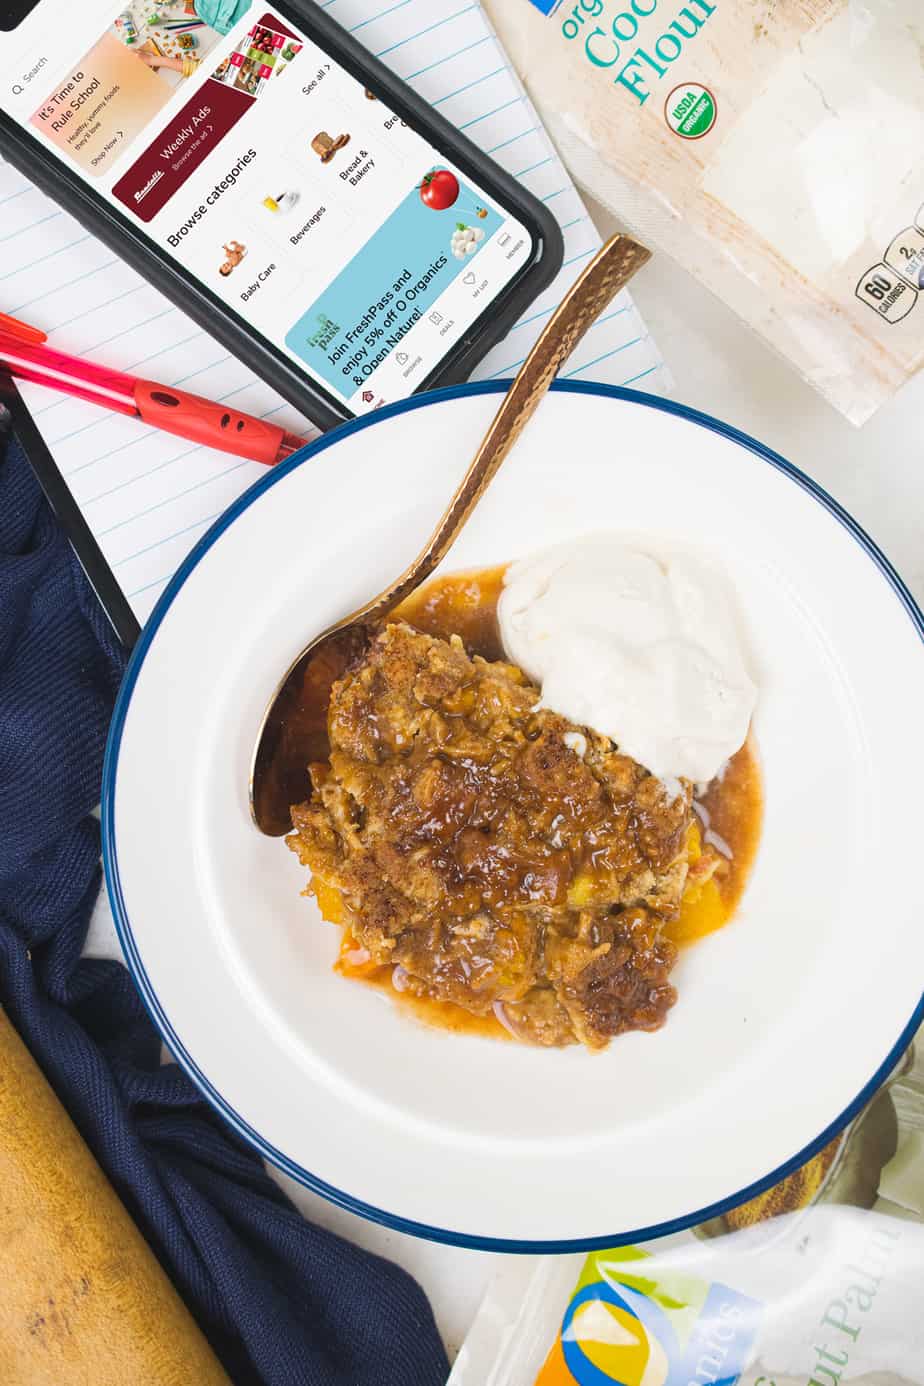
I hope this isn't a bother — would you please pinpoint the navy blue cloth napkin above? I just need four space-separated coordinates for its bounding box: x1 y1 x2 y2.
0 429 449 1386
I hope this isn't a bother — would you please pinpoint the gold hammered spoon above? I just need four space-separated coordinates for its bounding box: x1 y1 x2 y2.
250 234 651 835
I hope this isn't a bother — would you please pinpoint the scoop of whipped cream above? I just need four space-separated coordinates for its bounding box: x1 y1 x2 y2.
497 536 757 785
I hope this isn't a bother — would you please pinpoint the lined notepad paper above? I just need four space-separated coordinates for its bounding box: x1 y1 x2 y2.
2 0 666 625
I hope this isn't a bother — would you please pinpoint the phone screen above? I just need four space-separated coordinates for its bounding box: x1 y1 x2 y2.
0 0 535 417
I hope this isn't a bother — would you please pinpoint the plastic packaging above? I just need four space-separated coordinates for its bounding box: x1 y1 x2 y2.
507 0 924 424
114 12 139 45
450 1027 924 1384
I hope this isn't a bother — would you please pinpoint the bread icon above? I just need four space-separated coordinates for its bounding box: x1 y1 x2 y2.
311 131 351 163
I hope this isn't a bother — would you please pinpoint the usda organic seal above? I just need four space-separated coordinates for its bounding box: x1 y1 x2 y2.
664 83 716 139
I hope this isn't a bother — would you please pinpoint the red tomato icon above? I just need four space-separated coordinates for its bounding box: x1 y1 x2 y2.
419 169 460 211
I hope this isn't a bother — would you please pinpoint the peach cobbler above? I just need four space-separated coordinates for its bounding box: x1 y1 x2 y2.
285 568 761 1050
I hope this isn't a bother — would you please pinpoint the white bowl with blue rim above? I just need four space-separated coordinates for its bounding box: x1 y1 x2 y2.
103 382 924 1249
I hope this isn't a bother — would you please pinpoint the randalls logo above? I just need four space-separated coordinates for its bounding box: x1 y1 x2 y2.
134 170 164 204
537 1249 762 1386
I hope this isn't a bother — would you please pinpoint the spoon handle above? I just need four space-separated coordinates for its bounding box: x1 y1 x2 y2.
363 233 651 620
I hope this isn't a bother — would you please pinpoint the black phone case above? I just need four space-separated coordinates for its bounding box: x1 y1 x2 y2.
0 0 564 432
0 373 142 649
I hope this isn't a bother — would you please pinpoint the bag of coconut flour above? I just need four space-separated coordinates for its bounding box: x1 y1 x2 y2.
502 0 924 424
449 1031 924 1384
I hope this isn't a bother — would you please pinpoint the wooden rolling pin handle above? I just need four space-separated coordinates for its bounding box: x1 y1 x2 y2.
0 1005 232 1386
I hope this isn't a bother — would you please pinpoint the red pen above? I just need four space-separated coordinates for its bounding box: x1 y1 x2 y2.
0 311 47 345
0 315 309 466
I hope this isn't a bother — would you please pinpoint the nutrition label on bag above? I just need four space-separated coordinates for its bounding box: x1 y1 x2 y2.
884 224 924 284
855 264 917 323
855 206 924 324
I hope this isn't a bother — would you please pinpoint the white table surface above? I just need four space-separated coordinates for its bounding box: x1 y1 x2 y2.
87 8 924 1358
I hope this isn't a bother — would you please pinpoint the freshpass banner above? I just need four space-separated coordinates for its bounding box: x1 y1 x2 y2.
285 176 502 392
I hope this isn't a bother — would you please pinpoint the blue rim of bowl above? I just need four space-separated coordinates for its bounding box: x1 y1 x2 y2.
102 379 924 1252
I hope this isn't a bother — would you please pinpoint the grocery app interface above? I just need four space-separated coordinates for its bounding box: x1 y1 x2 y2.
2 2 533 413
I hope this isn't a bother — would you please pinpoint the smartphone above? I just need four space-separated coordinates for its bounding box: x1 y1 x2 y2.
0 0 563 431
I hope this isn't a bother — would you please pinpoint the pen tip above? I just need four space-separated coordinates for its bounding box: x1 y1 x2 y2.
0 312 47 345
277 431 311 461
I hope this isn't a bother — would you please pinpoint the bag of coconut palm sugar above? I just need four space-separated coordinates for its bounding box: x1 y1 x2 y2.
450 1033 924 1383
497 0 924 425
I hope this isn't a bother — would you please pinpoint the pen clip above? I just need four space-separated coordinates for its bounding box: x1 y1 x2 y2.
0 312 47 345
